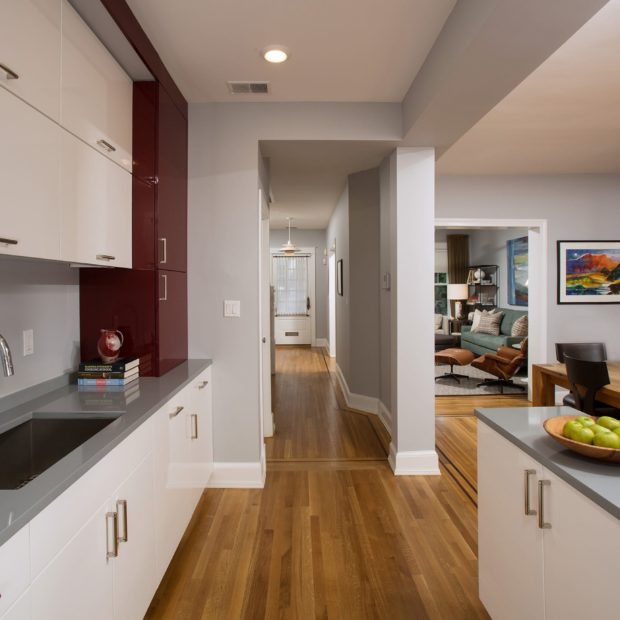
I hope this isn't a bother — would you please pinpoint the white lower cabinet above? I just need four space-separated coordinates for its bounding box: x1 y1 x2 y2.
0 369 213 619
478 422 620 620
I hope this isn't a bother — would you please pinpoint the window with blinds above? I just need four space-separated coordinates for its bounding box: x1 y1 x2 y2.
273 255 309 316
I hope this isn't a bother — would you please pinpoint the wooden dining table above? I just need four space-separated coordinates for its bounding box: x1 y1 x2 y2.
532 361 620 408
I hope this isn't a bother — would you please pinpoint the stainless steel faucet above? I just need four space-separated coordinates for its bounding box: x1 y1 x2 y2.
0 334 14 376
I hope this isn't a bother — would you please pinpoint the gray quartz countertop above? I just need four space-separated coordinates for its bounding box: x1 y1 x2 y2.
476 406 620 521
0 359 212 546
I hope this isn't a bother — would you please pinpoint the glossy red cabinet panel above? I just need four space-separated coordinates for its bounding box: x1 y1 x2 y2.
156 85 187 273
157 269 188 374
80 268 187 376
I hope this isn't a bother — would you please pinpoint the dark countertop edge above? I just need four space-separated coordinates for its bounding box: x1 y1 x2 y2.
0 359 212 546
475 408 620 521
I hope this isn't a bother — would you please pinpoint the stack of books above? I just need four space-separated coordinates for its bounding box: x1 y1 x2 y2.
77 356 140 387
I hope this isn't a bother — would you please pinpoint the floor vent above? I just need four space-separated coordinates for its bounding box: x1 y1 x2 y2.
227 81 269 95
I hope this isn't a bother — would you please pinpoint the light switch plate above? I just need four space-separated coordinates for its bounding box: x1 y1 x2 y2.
224 300 241 317
23 329 34 356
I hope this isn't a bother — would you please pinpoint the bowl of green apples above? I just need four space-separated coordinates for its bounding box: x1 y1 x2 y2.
543 414 620 462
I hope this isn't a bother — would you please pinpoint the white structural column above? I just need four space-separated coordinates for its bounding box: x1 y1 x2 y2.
389 148 439 475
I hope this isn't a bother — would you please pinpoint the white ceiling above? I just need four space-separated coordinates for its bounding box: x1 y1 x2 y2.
437 0 620 175
261 141 396 229
125 0 455 103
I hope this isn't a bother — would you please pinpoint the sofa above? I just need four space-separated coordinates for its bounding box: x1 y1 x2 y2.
434 314 449 335
460 308 527 356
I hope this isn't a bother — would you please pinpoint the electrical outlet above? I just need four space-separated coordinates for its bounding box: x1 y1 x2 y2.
23 329 34 356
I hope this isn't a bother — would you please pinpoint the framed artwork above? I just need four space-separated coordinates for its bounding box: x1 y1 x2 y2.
337 259 343 296
507 236 528 307
557 241 620 304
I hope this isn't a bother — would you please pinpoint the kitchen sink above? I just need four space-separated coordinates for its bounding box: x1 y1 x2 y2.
0 417 115 490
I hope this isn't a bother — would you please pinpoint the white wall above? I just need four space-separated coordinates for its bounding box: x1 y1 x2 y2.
379 157 392 413
436 174 620 359
0 258 80 398
269 228 328 340
188 102 401 466
326 186 350 382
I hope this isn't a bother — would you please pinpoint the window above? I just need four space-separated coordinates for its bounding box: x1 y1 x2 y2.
272 255 309 316
435 272 448 315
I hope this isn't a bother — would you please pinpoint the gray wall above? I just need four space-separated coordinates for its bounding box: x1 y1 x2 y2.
0 258 80 398
348 168 380 398
187 101 400 464
326 186 350 382
468 227 528 310
436 174 620 359
269 229 328 340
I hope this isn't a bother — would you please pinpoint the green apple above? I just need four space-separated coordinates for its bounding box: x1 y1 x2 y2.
573 427 595 445
589 424 611 435
613 428 620 439
576 415 596 427
593 432 620 449
597 416 620 431
563 420 583 439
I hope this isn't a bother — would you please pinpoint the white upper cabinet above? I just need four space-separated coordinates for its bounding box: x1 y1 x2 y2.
0 0 61 121
60 131 132 268
61 0 133 172
0 86 61 261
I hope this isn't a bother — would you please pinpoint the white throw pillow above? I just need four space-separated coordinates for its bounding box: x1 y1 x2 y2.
471 309 483 331
434 314 443 330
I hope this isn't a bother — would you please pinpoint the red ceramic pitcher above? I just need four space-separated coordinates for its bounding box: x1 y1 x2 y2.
97 329 124 363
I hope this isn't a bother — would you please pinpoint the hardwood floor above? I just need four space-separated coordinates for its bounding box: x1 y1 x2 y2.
266 346 386 461
146 346 501 619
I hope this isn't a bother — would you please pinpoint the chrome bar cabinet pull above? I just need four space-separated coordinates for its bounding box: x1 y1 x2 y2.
0 63 19 80
538 480 552 529
97 139 116 153
190 414 198 439
116 499 128 543
106 511 119 559
159 237 167 264
169 405 184 419
198 380 209 389
0 238 18 245
524 469 537 516
159 274 168 301
96 254 116 261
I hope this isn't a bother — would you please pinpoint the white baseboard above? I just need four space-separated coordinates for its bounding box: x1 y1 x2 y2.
335 363 379 414
388 443 440 476
378 401 392 436
207 454 266 489
313 337 329 349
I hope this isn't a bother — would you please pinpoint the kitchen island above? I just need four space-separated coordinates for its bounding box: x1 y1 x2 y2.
476 406 620 620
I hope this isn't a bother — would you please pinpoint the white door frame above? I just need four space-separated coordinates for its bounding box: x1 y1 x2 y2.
271 247 316 346
434 217 548 401
328 251 337 358
258 189 274 441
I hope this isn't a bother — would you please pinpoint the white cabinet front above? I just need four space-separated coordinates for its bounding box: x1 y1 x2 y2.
0 0 61 120
30 499 114 620
541 469 620 620
60 131 132 267
478 423 545 620
0 526 30 618
0 87 61 261
61 0 132 172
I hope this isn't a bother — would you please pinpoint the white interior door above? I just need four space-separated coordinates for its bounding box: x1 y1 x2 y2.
259 190 274 437
328 252 336 357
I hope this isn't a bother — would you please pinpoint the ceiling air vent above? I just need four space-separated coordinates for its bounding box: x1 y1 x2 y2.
227 81 270 95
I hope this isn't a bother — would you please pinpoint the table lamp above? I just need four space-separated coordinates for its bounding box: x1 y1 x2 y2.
448 283 469 320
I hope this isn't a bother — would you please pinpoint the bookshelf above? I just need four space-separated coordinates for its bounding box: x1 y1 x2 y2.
467 265 498 309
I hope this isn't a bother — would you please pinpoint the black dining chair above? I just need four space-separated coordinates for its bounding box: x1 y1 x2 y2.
555 342 607 364
563 355 619 417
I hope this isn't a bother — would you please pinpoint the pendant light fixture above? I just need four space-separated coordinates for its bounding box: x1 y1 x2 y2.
281 217 297 254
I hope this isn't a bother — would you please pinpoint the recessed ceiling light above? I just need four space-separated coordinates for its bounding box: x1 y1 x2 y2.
263 46 289 64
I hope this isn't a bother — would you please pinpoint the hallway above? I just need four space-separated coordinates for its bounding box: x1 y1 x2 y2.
146 346 489 619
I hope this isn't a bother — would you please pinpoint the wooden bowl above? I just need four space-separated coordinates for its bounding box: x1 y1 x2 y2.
543 415 620 462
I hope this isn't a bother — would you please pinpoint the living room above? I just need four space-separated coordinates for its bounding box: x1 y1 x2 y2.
434 226 530 397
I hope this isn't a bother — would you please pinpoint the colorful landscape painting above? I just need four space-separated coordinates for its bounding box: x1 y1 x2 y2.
558 241 620 304
507 236 528 306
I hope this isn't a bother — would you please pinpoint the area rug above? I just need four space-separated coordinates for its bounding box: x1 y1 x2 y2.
434 364 528 396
